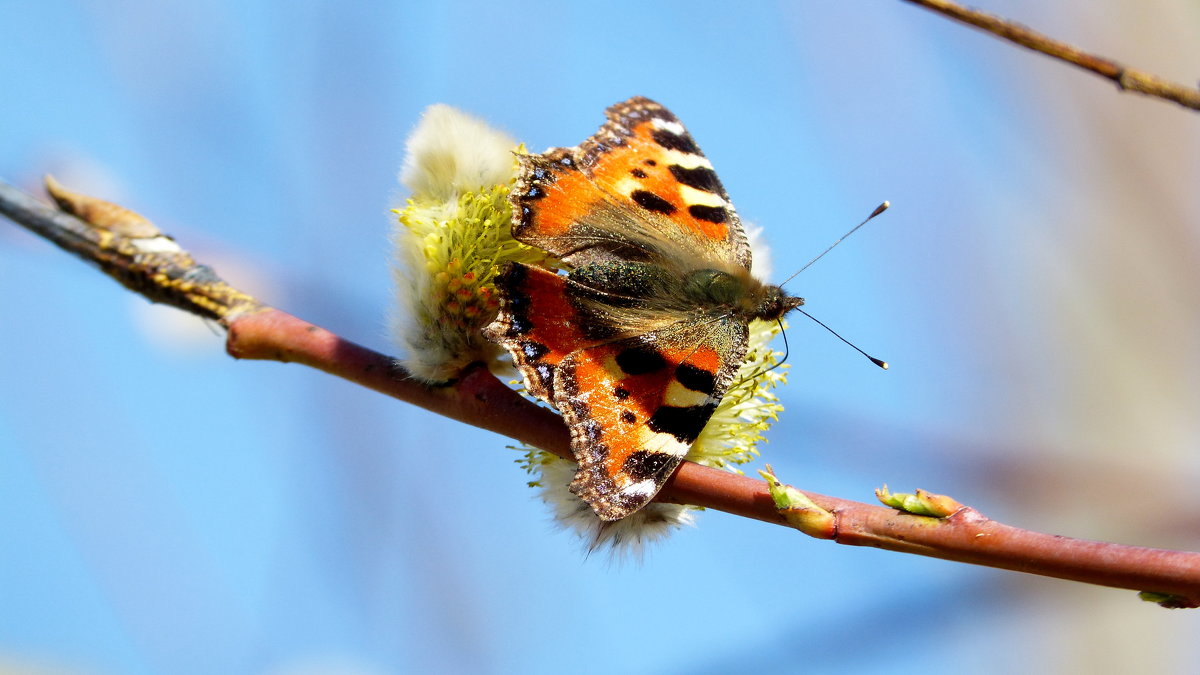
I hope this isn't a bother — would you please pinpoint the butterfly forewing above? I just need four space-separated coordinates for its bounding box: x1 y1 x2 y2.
513 97 752 272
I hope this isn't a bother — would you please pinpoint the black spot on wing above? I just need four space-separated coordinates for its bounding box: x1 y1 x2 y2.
675 363 716 396
494 261 527 288
520 341 548 360
688 204 729 224
651 128 700 155
533 363 554 391
615 346 668 375
669 164 722 194
514 151 571 234
504 313 531 336
566 398 607 452
631 190 677 215
630 168 648 179
614 386 631 400
621 450 675 481
647 402 717 444
492 264 532 336
620 410 636 424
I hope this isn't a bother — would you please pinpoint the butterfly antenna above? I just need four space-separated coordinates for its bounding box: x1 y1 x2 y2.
777 318 790 365
797 308 888 369
781 201 889 287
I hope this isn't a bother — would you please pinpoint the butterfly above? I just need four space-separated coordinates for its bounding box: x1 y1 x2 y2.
484 97 802 521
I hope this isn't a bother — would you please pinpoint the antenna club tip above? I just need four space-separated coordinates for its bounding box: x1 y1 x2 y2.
872 358 889 370
869 202 890 219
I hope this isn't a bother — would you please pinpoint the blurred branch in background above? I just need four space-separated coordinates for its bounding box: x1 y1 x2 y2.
902 0 1200 111
2 177 1198 607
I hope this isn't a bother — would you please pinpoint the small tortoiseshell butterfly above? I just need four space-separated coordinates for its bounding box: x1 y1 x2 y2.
484 97 802 521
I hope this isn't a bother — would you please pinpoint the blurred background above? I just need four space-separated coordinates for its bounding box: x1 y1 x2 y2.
2 2 1199 673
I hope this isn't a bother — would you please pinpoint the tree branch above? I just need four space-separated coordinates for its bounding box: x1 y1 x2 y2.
901 0 1200 111
2 178 1198 608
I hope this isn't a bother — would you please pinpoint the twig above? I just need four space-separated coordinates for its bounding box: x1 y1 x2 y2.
2 178 1199 607
902 0 1200 111
1 177 263 320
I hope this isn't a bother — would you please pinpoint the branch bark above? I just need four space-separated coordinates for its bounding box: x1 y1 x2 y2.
2 178 1198 608
902 0 1200 111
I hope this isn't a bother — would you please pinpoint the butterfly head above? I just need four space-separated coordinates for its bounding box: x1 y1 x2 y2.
754 284 805 322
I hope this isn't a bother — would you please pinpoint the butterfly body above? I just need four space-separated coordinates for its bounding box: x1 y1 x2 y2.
485 97 801 521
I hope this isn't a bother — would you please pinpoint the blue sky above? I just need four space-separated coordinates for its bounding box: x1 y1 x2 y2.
2 2 1199 674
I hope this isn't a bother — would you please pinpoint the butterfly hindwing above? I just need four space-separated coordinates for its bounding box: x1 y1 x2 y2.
486 259 753 520
556 320 749 520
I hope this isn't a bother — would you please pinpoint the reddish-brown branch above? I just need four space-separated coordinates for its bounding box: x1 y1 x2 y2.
225 310 572 456
4 175 1200 608
226 307 1200 606
901 0 1200 111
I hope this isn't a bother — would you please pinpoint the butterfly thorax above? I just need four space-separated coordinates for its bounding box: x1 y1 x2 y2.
682 268 804 322
567 261 803 330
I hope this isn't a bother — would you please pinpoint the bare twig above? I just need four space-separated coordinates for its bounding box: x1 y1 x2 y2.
902 0 1200 111
0 177 263 320
2 178 1199 607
